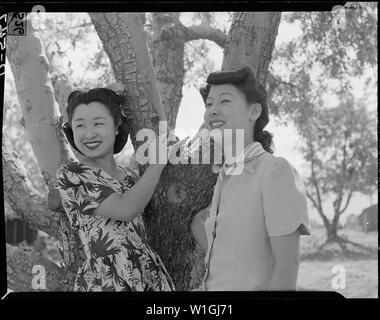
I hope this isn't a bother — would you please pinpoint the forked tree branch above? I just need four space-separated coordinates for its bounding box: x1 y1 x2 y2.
184 24 227 48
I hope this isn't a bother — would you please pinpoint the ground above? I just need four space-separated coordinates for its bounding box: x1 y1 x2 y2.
12 226 378 297
298 227 378 298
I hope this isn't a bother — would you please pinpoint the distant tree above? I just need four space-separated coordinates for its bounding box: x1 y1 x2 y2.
269 2 377 118
300 96 377 249
269 3 377 248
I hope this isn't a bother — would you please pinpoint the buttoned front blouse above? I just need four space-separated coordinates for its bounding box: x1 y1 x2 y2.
202 143 311 291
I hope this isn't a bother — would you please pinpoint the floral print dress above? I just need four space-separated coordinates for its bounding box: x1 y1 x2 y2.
56 160 175 292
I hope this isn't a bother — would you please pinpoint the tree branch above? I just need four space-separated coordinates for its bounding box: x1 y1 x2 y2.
306 190 330 227
222 12 281 84
6 243 71 291
2 140 61 240
88 13 215 290
58 22 93 32
6 14 86 277
6 14 72 189
305 190 319 211
339 190 354 216
50 72 74 122
335 134 349 213
50 72 84 162
89 12 167 148
310 150 325 217
150 12 186 128
184 24 227 48
270 73 298 88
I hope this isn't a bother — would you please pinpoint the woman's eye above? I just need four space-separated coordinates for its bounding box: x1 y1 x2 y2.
205 103 212 108
221 99 230 104
95 122 104 126
75 124 84 129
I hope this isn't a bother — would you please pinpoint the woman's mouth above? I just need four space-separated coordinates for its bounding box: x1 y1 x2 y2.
84 141 102 150
209 120 226 129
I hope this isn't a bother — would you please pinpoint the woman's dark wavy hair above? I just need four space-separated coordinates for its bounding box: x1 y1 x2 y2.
200 66 273 154
62 88 130 155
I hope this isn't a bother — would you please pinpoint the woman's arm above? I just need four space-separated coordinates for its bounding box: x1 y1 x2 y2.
190 207 209 254
261 158 310 290
95 133 191 222
267 227 301 291
95 164 165 222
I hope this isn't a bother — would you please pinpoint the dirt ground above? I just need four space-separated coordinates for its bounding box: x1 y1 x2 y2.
297 227 378 298
15 226 378 297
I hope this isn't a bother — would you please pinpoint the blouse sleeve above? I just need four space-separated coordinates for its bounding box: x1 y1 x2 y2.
122 166 139 183
262 157 311 237
56 165 115 229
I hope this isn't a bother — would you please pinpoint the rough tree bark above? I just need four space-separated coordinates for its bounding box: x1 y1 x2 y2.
89 12 280 290
88 12 218 290
88 12 165 148
6 243 71 292
6 12 280 291
5 13 85 291
3 140 60 239
150 12 186 128
222 12 281 84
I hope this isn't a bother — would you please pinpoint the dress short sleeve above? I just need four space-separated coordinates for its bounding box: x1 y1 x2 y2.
262 157 311 237
121 166 139 185
56 162 115 229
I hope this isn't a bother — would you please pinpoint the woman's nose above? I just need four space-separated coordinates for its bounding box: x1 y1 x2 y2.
211 108 219 115
204 106 219 123
84 127 97 139
208 104 221 116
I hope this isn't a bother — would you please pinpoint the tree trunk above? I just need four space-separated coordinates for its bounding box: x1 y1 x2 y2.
6 13 85 290
222 12 281 84
6 243 70 291
89 12 219 290
88 12 166 149
6 12 280 291
150 12 186 129
6 15 71 187
2 140 60 239
327 211 341 242
326 224 338 242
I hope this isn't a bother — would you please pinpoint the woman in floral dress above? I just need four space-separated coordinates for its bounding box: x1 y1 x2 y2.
57 87 175 291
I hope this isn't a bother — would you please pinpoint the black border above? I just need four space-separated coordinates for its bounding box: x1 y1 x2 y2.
0 1 346 12
1 0 378 311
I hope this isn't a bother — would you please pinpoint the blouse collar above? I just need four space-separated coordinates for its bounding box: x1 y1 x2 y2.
213 142 266 178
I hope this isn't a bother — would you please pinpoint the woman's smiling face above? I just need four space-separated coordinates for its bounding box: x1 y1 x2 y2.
204 84 255 146
72 101 117 160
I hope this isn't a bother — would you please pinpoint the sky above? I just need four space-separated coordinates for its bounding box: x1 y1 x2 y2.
5 12 377 224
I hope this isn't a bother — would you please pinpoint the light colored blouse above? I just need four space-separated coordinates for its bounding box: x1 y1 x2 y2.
202 142 311 291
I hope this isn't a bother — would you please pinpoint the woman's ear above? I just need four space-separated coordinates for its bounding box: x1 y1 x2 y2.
115 119 123 135
250 103 262 122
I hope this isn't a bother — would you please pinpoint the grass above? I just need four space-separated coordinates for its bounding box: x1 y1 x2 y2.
297 227 378 298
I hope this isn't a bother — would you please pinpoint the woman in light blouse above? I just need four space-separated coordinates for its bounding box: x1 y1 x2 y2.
191 67 311 291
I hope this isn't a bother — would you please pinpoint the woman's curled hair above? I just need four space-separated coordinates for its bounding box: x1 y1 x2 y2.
200 66 273 154
63 88 130 155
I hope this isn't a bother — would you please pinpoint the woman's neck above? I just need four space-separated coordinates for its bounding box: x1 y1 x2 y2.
82 155 118 177
223 133 254 164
